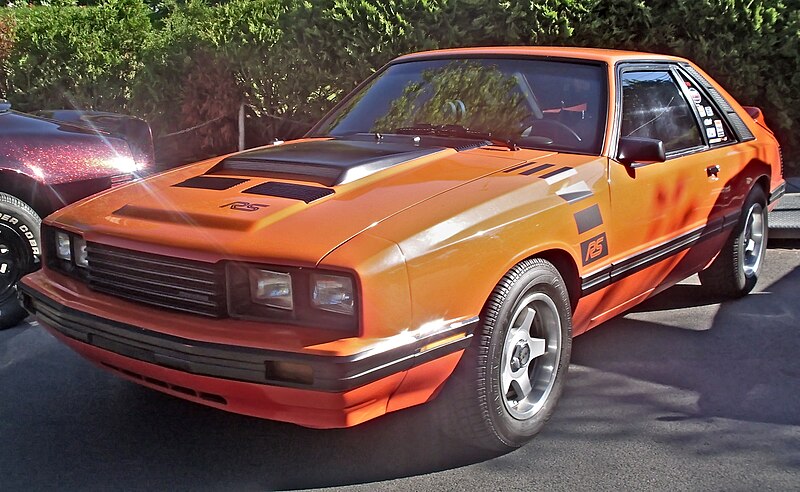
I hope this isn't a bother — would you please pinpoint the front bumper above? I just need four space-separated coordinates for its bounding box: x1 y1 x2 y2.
20 284 477 428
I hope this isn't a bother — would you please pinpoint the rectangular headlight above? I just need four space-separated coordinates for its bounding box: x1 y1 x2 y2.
73 236 88 268
312 273 354 315
249 269 293 310
55 231 71 261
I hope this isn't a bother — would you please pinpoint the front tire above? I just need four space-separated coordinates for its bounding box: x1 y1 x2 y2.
699 186 768 298
0 192 41 329
435 258 572 451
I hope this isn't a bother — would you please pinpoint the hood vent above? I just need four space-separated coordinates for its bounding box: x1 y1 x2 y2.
173 176 249 190
243 182 334 203
208 138 446 187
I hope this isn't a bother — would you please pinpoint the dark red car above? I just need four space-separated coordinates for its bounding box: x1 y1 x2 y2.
0 101 154 328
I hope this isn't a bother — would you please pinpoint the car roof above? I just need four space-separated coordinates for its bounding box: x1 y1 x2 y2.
392 46 687 65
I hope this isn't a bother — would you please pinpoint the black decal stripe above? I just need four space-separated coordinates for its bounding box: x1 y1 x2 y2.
580 215 739 296
520 163 555 175
581 267 611 294
504 161 537 173
574 204 603 234
174 176 249 190
540 167 574 180
723 210 740 229
558 190 594 203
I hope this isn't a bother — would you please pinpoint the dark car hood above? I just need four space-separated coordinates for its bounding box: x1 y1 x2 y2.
0 110 143 185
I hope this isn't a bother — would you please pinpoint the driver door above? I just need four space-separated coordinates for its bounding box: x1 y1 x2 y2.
604 65 718 303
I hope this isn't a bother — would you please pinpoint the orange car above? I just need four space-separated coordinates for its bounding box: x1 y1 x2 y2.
20 47 783 450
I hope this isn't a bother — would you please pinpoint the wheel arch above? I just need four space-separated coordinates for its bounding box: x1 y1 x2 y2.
738 158 772 199
0 169 51 218
754 174 770 199
518 248 581 313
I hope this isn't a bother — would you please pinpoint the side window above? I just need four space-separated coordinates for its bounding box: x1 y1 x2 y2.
675 72 733 146
620 70 703 153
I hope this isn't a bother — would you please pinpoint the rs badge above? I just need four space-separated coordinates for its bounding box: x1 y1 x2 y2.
220 201 269 212
580 232 608 266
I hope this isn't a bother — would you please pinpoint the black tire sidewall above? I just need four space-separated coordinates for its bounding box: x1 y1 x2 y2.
482 262 573 447
0 295 27 329
0 193 41 328
733 187 768 292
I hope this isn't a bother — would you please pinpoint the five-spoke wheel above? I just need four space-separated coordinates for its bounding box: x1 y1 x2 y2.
500 292 561 420
700 185 768 297
432 258 572 451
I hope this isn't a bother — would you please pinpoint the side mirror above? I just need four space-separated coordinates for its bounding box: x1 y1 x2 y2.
617 136 666 168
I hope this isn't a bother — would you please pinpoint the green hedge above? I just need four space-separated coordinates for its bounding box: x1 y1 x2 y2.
1 0 798 174
1 0 150 112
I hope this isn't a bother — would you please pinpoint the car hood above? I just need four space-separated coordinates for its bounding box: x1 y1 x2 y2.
47 136 560 265
0 110 143 183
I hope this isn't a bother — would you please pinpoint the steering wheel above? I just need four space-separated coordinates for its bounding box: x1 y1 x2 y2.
521 118 582 144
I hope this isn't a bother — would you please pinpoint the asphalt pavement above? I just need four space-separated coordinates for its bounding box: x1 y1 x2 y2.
1 242 799 491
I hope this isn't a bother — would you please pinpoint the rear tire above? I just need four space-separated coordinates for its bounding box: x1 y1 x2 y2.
0 192 41 329
433 258 572 452
699 186 768 298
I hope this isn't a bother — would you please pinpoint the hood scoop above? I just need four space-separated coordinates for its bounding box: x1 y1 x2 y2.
207 138 448 187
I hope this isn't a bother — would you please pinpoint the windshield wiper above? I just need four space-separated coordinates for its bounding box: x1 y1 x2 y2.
393 124 519 151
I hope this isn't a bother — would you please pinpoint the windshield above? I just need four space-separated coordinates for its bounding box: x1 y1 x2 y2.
313 58 607 154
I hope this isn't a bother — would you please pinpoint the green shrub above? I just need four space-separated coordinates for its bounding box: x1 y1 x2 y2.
0 0 798 174
2 0 150 112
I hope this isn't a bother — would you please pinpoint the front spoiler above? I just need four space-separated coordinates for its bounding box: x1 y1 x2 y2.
20 284 477 393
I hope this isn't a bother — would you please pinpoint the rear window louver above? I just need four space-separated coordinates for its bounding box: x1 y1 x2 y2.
681 63 755 142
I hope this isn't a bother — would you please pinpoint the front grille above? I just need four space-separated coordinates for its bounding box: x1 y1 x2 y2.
86 243 225 317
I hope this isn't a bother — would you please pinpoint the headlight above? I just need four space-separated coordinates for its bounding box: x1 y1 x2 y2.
45 226 90 279
249 269 293 310
226 263 358 331
312 274 354 315
73 236 88 268
55 231 71 261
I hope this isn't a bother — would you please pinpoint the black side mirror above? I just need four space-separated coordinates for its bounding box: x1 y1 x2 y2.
617 136 666 167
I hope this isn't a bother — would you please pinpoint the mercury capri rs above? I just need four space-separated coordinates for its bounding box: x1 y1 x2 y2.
20 47 784 450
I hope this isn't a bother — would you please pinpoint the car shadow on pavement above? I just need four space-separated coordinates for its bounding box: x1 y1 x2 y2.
6 380 496 490
571 245 800 428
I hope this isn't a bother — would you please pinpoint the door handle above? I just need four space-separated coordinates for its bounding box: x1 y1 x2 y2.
706 165 720 177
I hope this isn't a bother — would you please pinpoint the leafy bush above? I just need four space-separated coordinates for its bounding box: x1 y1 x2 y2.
2 0 150 112
0 0 798 174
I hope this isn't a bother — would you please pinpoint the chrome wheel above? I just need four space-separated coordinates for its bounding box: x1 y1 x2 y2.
742 202 765 277
500 291 562 420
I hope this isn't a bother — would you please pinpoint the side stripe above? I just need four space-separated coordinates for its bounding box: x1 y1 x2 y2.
580 216 737 296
